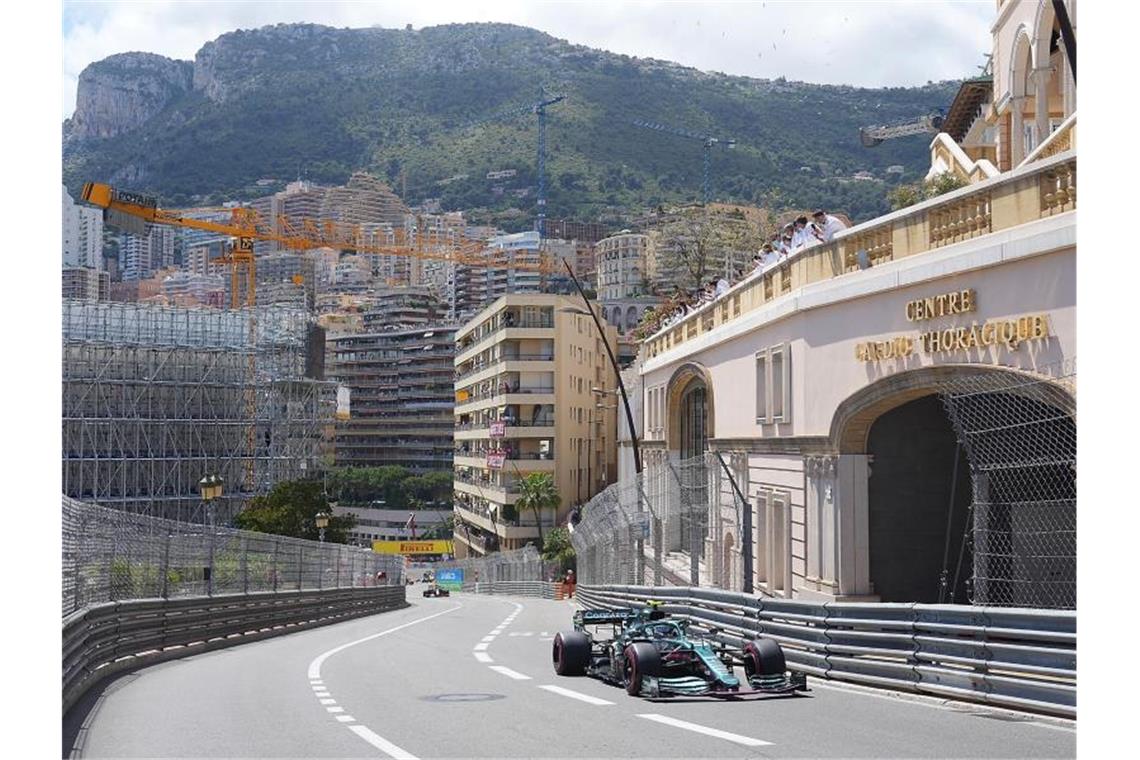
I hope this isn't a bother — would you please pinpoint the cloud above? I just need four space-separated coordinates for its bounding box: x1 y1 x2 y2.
62 0 992 119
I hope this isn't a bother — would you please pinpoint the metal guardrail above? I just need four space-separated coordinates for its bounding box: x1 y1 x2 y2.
460 581 558 599
63 585 407 715
578 585 1075 718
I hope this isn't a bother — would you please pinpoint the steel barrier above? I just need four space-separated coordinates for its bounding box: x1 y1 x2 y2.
63 585 407 715
459 581 558 599
577 585 1075 718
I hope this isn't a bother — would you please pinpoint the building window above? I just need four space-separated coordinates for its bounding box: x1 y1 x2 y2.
771 345 786 422
756 343 791 425
755 353 768 423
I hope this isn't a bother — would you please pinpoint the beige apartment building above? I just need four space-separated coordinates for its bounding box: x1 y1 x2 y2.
596 231 652 300
452 294 618 557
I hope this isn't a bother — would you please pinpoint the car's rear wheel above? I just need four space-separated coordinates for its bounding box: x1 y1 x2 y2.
623 642 661 696
743 637 786 679
553 630 591 676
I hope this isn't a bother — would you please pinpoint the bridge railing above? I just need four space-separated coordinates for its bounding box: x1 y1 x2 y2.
578 584 1075 718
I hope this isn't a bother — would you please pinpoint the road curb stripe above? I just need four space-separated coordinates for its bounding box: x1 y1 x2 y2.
489 665 531 680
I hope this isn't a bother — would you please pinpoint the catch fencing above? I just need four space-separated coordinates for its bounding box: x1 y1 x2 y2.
572 452 748 591
434 545 553 585
940 362 1077 609
579 584 1075 718
63 495 404 617
574 364 1076 611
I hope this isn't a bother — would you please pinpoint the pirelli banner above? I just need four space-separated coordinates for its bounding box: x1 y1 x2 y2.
372 540 454 556
855 288 1051 362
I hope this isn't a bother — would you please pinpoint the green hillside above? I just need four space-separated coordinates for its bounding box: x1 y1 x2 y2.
63 22 959 228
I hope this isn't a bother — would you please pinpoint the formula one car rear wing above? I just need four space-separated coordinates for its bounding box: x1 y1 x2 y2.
573 608 640 628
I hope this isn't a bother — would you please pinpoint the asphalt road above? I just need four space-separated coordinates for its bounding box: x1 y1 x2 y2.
66 593 1075 758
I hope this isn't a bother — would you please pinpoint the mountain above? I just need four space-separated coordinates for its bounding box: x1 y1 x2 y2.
63 22 959 227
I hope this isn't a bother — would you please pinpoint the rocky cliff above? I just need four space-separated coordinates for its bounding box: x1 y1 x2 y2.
65 52 193 141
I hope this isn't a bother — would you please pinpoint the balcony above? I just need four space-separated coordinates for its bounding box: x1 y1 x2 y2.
455 311 555 360
644 149 1076 360
455 352 555 384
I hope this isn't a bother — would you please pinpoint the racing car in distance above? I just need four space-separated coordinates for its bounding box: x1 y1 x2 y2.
552 603 807 699
422 583 450 597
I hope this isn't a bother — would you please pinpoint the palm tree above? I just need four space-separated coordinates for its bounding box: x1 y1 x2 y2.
514 471 559 550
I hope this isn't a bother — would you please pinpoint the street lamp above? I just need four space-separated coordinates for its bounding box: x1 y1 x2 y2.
315 510 331 543
198 473 223 596
198 474 224 527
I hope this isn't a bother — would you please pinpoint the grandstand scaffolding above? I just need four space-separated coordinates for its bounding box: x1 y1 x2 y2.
62 300 336 523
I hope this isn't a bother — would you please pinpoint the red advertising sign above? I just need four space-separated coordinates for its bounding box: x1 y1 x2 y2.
490 420 506 437
487 452 506 469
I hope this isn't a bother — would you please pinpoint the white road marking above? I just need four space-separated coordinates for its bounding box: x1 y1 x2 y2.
489 665 532 680
335 715 355 723
474 652 494 663
309 680 324 685
481 635 496 642
305 603 463 760
540 637 553 641
637 714 772 747
473 642 489 651
307 603 462 679
538 685 615 705
348 724 419 760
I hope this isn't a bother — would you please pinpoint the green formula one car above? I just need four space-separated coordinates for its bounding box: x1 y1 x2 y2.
552 602 807 699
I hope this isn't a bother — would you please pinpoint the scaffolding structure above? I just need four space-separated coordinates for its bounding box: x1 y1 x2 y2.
63 300 336 523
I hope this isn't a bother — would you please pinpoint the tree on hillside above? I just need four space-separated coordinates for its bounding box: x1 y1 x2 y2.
655 209 765 294
233 480 355 543
515 472 560 549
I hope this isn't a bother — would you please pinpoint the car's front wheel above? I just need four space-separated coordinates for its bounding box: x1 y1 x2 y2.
742 637 786 679
623 642 661 696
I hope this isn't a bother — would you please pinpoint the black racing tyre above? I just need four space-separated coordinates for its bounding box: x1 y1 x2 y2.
743 637 786 678
623 642 661 696
553 630 591 676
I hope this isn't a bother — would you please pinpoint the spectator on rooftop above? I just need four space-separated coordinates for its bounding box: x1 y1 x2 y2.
716 275 730 297
791 215 814 251
812 209 848 243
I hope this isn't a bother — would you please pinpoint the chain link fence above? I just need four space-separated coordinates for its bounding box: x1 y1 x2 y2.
941 361 1076 609
435 545 554 587
63 495 404 617
572 452 750 591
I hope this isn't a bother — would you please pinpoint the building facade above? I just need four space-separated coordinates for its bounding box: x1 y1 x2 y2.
634 3 1075 606
452 294 618 556
329 326 457 472
596 232 652 301
62 267 110 302
63 186 104 270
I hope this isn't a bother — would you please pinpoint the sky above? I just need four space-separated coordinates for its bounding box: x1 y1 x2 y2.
62 0 993 119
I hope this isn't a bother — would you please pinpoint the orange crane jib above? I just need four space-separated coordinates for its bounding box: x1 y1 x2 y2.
79 181 558 307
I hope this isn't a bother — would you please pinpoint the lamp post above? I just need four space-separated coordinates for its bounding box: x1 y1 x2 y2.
315 510 331 544
198 474 224 596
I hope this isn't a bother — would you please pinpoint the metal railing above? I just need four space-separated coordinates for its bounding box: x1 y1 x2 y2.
64 586 406 715
578 584 1075 718
64 496 404 616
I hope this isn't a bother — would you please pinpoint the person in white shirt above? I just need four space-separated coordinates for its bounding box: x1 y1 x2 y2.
791 215 817 250
716 276 730 297
812 209 848 242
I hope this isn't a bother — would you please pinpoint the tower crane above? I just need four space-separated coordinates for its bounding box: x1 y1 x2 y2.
859 110 945 147
468 85 565 237
632 120 736 205
80 181 557 308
